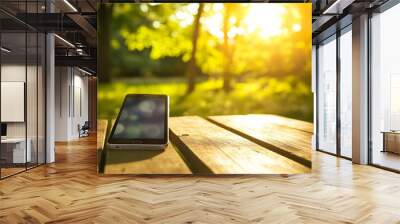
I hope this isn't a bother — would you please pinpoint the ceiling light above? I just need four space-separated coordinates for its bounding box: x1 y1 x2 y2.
54 34 75 48
1 47 11 53
78 67 93 76
63 0 78 12
323 0 355 15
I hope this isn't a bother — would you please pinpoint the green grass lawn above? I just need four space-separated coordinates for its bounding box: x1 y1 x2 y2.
98 77 313 122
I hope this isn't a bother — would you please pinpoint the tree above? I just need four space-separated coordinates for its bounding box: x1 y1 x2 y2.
186 3 204 94
98 4 113 83
221 4 246 92
108 3 312 93
222 4 232 92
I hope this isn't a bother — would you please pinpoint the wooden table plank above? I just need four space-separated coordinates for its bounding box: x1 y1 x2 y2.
169 116 310 174
207 115 312 167
103 145 192 174
97 119 191 175
97 120 108 173
248 114 314 133
97 120 108 152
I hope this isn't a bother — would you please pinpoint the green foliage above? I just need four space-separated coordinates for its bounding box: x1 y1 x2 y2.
98 77 313 122
106 3 312 82
99 4 313 121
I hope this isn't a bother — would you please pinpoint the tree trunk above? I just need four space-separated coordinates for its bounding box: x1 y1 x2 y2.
186 3 204 94
98 4 112 83
222 5 232 92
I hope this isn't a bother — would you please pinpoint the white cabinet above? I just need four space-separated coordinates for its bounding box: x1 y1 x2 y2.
1 138 32 163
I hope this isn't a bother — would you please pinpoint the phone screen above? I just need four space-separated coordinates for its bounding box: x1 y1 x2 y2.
109 95 168 143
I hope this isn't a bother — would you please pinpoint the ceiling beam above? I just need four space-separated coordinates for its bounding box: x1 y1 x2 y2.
67 13 97 46
55 55 96 70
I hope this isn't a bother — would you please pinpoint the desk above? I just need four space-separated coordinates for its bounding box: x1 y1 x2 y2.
1 138 31 163
382 131 400 154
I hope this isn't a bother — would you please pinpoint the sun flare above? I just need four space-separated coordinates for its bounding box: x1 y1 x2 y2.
244 4 287 38
201 4 291 40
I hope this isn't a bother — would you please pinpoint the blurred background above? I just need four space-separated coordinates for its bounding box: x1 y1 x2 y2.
98 3 312 121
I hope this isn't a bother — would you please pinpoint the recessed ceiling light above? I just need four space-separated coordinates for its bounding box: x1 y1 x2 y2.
63 0 78 12
54 34 75 48
78 67 93 76
1 47 11 53
323 0 354 15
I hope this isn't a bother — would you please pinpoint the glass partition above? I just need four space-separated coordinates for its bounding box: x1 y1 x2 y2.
370 4 400 171
0 1 46 179
317 35 337 154
38 32 45 165
1 31 28 177
339 27 352 158
27 30 38 169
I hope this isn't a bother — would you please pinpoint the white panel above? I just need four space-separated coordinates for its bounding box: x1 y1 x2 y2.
1 82 25 122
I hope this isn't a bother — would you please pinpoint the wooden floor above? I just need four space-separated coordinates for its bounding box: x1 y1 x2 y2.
373 151 400 171
1 135 400 223
0 167 25 178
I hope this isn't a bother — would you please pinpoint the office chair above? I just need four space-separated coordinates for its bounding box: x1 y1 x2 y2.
79 121 90 138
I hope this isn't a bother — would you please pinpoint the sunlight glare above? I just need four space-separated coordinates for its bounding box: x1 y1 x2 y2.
292 23 301 32
174 9 194 27
140 4 148 13
152 21 160 28
244 4 286 39
202 13 224 39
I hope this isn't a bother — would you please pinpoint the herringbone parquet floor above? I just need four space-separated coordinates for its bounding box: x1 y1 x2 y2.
1 135 400 223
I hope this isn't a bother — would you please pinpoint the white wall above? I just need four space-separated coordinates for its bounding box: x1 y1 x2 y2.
55 66 70 141
1 63 46 164
1 65 27 138
54 67 89 141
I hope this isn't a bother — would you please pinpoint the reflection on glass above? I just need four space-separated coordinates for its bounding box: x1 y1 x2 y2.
113 98 165 140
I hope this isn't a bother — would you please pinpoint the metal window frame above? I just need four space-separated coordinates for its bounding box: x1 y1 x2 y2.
315 20 353 161
315 0 400 172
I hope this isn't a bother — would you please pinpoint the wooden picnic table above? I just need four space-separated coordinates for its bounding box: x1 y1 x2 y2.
207 114 312 167
97 115 312 175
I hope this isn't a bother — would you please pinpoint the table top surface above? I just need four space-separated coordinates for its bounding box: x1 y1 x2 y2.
1 138 29 143
97 114 312 175
381 131 400 134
